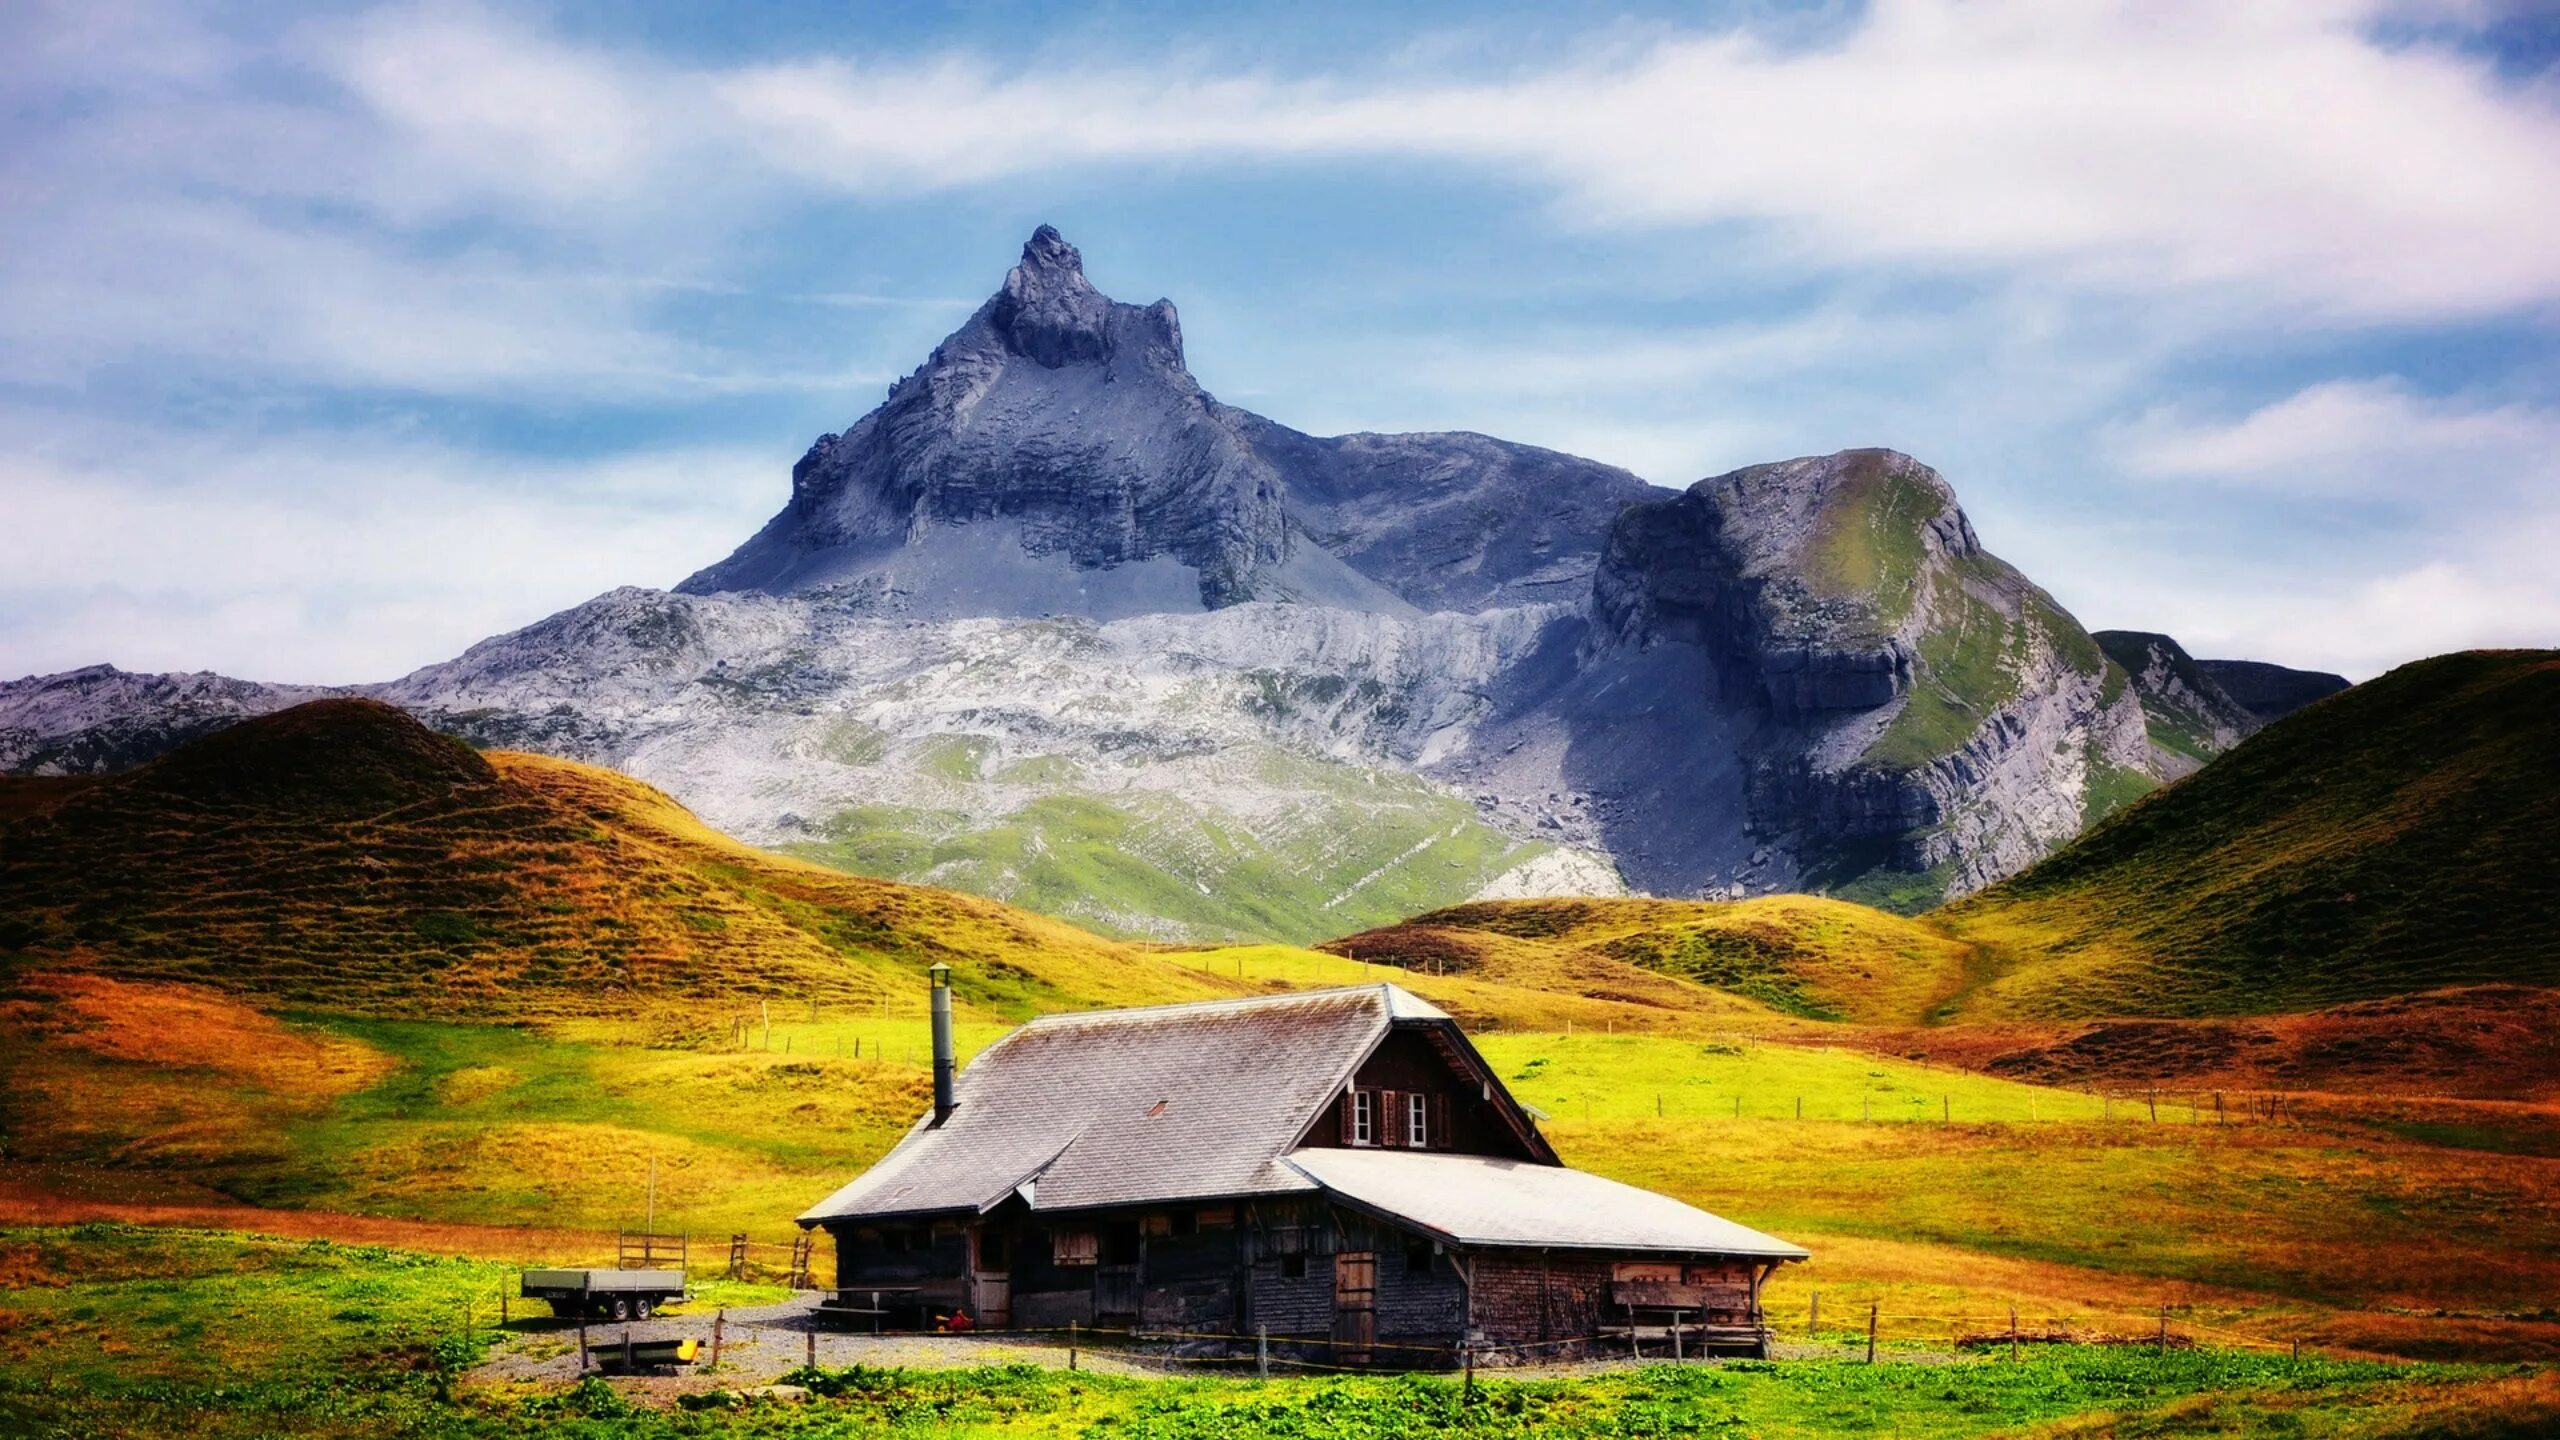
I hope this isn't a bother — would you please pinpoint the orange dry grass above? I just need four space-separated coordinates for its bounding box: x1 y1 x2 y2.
0 1170 615 1270
1842 985 2560 1101
7 971 391 1097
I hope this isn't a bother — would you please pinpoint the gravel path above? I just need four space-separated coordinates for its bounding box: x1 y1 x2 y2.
470 1294 1162 1400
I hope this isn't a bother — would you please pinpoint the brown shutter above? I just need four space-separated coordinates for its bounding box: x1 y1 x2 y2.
1431 1093 1450 1149
1339 1089 1358 1144
1379 1090 1403 1147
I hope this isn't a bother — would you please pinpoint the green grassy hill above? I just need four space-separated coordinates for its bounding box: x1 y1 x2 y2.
1940 650 2560 1017
0 698 1238 1021
1364 653 2559 1026
1323 894 1980 1026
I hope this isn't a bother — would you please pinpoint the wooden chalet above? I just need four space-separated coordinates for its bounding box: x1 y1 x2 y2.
797 974 1807 1363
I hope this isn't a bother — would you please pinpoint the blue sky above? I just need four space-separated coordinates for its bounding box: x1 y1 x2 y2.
4 0 2556 684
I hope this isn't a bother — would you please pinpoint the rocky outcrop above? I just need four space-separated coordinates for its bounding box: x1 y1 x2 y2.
2197 658 2351 723
2094 630 2261 777
0 665 340 774
1591 449 2155 899
680 227 1342 614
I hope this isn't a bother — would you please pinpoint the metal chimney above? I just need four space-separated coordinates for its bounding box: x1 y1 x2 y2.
929 963 956 1126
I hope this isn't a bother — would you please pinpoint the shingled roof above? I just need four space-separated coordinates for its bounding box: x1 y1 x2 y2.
800 985 1453 1224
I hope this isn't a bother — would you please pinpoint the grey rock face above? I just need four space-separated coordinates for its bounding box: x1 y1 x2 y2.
1590 449 2155 900
2197 658 2352 723
683 226 1658 622
2094 630 2262 778
682 227 1331 613
0 664 342 774
1236 415 1658 613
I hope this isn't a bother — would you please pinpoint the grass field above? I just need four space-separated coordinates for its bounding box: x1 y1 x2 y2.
5 1224 2555 1439
8 959 2557 1374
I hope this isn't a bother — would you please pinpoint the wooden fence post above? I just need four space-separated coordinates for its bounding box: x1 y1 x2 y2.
1866 1303 1878 1364
1069 1320 1079 1370
1257 1325 1269 1380
1809 1291 1819 1337
578 1318 588 1371
2009 1304 2018 1362
2157 1304 2168 1353
710 1309 725 1370
806 1327 816 1370
1463 1338 1476 1401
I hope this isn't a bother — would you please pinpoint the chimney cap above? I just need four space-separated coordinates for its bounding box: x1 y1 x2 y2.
929 962 951 981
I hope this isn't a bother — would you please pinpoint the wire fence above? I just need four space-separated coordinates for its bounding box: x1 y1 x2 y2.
511 1290 2354 1384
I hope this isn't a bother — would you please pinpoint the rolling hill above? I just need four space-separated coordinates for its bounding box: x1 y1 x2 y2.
1939 649 2560 1017
0 698 1238 1021
1334 651 2560 1033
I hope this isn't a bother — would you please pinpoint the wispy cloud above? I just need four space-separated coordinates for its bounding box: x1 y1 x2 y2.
2111 378 2560 498
0 413 782 684
702 0 2560 321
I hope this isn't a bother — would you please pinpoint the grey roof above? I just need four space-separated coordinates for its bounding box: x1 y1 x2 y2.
801 986 1444 1224
1284 1149 1810 1260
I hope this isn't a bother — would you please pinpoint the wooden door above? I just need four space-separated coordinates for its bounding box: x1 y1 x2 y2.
1096 1221 1141 1324
1333 1251 1376 1363
971 1226 1012 1328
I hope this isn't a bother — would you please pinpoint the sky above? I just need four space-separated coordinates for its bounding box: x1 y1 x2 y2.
3 0 2557 685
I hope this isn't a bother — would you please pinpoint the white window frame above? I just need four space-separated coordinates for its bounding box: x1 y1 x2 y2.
1407 1091 1429 1147
1351 1088 1374 1146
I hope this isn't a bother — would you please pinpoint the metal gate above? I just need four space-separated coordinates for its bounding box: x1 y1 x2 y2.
1333 1250 1376 1364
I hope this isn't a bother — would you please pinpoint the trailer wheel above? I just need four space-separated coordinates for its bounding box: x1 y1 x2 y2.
611 1297 632 1322
634 1298 654 1321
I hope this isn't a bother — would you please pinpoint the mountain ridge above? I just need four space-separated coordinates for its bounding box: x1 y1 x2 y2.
0 228 2322 935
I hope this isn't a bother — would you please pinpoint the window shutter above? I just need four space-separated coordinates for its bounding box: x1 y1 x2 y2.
1431 1093 1450 1149
1340 1089 1358 1144
1379 1090 1403 1147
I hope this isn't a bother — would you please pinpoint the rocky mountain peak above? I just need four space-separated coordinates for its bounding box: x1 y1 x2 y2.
987 224 1168 370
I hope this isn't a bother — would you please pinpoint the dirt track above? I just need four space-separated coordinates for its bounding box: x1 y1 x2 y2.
469 1294 1163 1400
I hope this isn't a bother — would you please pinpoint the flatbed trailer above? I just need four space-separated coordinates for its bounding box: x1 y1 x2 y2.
521 1267 689 1320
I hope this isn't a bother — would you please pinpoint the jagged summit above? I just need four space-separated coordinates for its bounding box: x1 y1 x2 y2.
677 229 1651 619
989 225 1184 371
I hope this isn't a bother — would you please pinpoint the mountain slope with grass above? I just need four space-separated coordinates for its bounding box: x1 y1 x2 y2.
1334 652 2560 1030
0 698 1237 1019
1324 894 1983 1027
2094 629 2260 778
1937 649 2560 1017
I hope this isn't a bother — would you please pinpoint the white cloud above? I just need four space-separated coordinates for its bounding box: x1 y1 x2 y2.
2061 377 2560 676
2110 378 2560 498
2082 532 2560 681
703 0 2560 321
7 0 2556 399
0 420 782 684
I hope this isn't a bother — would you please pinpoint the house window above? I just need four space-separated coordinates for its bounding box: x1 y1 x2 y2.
1407 1092 1429 1147
1280 1254 1308 1279
1404 1239 1435 1276
1052 1229 1099 1267
1351 1089 1374 1146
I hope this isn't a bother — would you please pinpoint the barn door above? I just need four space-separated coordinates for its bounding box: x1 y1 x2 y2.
1333 1250 1376 1364
971 1226 1012 1328
1095 1221 1141 1325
